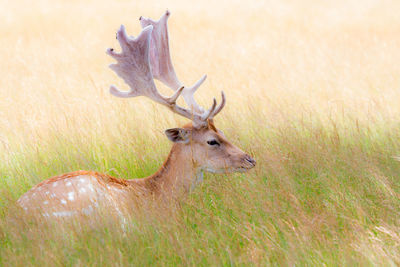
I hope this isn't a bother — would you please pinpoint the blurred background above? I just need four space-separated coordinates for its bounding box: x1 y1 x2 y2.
1 0 400 265
2 0 400 144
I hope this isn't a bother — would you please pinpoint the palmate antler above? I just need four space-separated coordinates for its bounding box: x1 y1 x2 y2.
107 11 225 128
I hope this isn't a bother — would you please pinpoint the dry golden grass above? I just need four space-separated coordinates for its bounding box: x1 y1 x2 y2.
1 0 400 265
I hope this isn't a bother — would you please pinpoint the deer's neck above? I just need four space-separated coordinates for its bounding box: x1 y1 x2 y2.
132 144 201 197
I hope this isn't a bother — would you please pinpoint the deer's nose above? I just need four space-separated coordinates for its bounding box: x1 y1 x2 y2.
244 155 256 167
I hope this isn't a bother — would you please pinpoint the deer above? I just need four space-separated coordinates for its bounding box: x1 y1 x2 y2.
17 11 256 220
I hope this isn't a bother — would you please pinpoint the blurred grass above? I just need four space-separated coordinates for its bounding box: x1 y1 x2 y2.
1 0 400 265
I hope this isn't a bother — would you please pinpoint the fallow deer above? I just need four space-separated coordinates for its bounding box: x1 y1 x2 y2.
17 11 256 219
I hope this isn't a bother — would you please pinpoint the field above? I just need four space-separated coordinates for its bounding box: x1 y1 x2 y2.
1 0 400 265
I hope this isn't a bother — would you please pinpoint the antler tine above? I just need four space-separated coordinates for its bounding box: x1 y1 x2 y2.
201 98 217 121
209 91 226 119
166 86 185 104
182 75 207 114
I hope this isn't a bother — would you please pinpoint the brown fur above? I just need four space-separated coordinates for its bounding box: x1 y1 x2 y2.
33 170 129 190
139 144 180 194
208 119 218 132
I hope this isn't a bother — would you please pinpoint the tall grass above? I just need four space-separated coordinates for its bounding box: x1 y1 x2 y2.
1 0 400 265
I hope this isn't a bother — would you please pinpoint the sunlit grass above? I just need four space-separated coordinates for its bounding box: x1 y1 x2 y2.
1 0 400 265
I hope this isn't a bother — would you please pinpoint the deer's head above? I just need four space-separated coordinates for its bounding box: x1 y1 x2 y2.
165 121 255 173
107 11 255 175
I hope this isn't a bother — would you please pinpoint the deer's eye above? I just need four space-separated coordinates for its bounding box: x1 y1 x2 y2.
207 139 220 146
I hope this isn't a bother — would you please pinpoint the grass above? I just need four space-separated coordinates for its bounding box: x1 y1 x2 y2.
1 0 400 265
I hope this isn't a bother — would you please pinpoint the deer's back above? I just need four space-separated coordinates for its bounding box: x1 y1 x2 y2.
17 171 137 219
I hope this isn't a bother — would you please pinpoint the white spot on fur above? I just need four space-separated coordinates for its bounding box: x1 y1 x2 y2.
79 178 85 183
66 181 72 186
67 192 75 201
50 193 56 198
88 184 94 192
45 191 50 195
53 182 58 187
24 207 28 211
60 199 67 205
52 211 76 217
43 200 49 205
112 188 123 193
79 188 86 193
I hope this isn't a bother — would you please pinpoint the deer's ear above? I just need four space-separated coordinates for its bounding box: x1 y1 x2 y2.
165 128 191 143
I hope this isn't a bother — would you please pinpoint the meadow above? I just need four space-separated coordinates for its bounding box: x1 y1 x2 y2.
1 0 400 265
